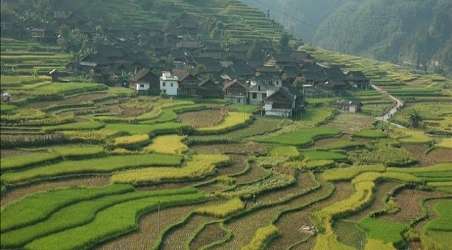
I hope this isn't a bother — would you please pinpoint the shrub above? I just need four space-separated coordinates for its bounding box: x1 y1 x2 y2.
196 198 245 218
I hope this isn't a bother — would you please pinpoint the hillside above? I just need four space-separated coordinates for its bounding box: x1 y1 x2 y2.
1 1 452 250
242 0 452 75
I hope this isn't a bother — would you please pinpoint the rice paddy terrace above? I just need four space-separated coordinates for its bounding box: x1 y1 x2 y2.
1 39 452 250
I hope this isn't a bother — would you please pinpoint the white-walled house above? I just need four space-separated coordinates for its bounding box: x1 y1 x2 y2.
160 71 179 96
136 82 150 92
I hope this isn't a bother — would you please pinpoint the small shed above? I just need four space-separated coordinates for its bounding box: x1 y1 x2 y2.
337 99 362 113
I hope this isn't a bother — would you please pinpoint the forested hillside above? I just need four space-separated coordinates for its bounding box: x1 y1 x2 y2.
242 0 452 75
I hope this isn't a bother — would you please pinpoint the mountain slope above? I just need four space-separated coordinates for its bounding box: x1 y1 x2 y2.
242 0 452 75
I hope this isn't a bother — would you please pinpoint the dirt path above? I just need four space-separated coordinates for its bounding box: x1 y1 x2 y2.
371 84 405 128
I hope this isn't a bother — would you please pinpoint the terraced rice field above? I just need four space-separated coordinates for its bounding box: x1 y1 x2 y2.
1 38 451 250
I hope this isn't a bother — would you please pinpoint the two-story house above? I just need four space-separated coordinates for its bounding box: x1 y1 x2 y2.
160 71 179 96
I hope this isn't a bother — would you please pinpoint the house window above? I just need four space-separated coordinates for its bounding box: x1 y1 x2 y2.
252 93 257 99
170 83 173 87
162 82 166 87
262 93 266 99
140 84 145 88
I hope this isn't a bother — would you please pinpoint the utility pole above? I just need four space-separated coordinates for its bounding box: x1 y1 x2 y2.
157 201 160 236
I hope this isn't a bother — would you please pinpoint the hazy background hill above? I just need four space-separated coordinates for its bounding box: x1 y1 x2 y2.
242 0 452 75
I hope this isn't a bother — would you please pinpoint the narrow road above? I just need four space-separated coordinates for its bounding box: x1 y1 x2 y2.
371 84 406 128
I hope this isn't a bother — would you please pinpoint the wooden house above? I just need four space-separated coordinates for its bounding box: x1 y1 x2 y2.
323 65 347 89
223 80 249 104
346 71 370 89
177 73 200 97
131 69 160 95
198 79 223 98
263 87 298 118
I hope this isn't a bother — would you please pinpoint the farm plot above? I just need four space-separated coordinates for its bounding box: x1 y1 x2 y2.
269 182 354 250
23 189 207 250
1 176 111 208
111 154 230 185
255 127 341 146
160 214 214 250
1 154 183 185
97 203 202 250
178 109 227 128
195 112 252 134
144 135 188 154
189 222 228 250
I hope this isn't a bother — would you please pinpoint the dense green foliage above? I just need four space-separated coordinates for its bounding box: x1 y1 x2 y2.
248 0 452 74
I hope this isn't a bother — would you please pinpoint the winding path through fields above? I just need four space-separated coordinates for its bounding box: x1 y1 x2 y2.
371 84 406 128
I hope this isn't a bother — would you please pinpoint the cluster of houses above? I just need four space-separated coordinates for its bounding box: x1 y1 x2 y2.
128 50 370 117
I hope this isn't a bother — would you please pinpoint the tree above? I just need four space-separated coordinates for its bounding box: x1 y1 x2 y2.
246 40 263 61
280 33 290 52
408 111 422 128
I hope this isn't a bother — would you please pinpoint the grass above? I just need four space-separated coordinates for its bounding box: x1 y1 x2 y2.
1 154 183 185
104 122 188 135
0 184 133 232
303 150 347 161
314 180 375 250
353 129 387 139
113 134 150 149
196 112 252 133
358 217 407 244
1 188 200 249
437 138 452 149
112 154 230 185
144 135 188 154
1 145 104 171
196 198 245 218
321 165 386 181
424 199 452 231
364 239 395 250
189 117 285 143
349 141 416 167
269 146 300 158
229 104 258 113
390 128 432 144
256 127 341 146
44 121 105 132
241 225 279 250
24 190 206 250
